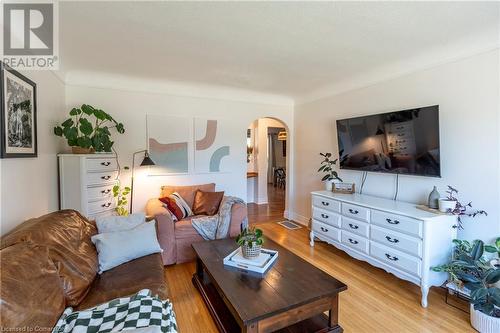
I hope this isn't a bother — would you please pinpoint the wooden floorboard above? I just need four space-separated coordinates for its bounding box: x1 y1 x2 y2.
164 194 473 332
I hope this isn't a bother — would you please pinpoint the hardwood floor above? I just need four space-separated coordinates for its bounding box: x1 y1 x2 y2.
247 185 285 224
164 210 473 332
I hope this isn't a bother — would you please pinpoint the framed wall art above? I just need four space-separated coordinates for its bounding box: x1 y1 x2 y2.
1 63 37 158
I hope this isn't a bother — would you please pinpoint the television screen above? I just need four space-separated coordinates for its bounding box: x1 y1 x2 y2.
336 105 440 177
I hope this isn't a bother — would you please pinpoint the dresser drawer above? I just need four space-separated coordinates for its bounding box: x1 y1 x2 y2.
88 198 116 214
87 183 116 201
88 209 115 221
341 203 370 222
312 220 340 242
371 225 422 258
341 230 369 254
312 207 341 228
341 216 369 238
312 196 341 213
371 210 423 238
86 157 118 172
86 171 119 186
371 242 421 277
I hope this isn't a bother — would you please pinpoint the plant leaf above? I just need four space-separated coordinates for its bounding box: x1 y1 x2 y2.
485 269 500 284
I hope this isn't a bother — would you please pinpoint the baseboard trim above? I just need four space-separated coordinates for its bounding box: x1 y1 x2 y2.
288 211 309 226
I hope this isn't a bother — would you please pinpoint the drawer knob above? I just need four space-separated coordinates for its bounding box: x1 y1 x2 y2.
101 202 112 208
321 201 330 206
348 208 359 214
348 223 359 230
385 236 399 243
101 189 111 194
101 161 111 166
386 218 400 225
101 175 112 180
320 227 329 232
348 238 359 245
321 213 329 219
385 253 399 261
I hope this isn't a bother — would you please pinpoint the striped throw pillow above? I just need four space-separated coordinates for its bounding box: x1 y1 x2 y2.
159 192 193 221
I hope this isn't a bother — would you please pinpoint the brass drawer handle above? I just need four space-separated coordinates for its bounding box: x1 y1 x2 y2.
386 218 400 225
385 253 399 261
385 236 399 243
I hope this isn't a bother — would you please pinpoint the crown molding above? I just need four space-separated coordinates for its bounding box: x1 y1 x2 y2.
63 70 294 107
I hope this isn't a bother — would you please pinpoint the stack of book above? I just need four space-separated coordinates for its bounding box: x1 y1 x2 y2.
223 247 278 276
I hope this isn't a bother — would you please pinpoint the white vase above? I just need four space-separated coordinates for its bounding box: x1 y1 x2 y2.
324 180 333 191
470 305 500 333
438 198 457 213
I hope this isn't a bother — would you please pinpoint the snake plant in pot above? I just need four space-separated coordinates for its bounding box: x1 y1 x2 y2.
236 227 264 259
432 239 500 332
54 104 125 153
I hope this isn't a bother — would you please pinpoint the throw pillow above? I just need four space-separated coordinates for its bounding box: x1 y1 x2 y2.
91 221 162 273
192 190 224 216
95 212 145 233
159 192 193 221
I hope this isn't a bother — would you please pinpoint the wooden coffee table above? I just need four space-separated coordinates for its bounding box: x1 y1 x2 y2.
192 238 347 333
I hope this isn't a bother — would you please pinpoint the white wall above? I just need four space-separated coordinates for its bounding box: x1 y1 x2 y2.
65 83 294 214
291 50 500 242
1 71 66 235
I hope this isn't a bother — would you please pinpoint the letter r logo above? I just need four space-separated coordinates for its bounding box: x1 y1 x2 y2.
3 3 54 56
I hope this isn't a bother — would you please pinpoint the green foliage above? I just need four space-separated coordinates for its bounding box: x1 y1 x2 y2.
432 239 500 317
485 237 500 257
236 227 264 248
318 152 342 182
113 184 131 216
53 104 125 152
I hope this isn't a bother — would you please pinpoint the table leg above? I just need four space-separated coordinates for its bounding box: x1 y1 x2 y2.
242 323 258 333
328 294 342 333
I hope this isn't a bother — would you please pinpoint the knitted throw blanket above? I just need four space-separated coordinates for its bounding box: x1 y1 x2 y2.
191 196 247 240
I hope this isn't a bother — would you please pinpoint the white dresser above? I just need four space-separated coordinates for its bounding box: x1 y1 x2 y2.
310 191 456 307
58 154 119 220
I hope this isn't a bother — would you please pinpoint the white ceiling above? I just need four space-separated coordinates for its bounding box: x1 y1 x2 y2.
60 1 499 102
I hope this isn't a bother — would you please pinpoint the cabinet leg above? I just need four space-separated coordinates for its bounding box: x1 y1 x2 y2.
421 285 429 308
310 230 315 247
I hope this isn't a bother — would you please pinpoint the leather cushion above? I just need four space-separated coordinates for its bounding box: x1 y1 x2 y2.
160 183 215 208
192 190 224 216
76 253 168 310
1 210 98 306
1 243 66 328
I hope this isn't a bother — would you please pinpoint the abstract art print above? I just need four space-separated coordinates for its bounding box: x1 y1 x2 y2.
147 114 192 175
194 118 233 173
0 63 37 158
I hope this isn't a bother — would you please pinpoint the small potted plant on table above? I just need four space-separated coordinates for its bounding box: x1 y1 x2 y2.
318 152 343 191
432 239 500 332
236 227 264 259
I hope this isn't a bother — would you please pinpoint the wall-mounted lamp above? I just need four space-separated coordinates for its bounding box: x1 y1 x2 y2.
130 149 155 212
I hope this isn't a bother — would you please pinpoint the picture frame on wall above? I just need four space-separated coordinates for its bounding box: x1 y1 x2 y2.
0 63 37 158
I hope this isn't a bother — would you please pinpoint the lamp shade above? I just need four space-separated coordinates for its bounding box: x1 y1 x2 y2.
140 152 155 166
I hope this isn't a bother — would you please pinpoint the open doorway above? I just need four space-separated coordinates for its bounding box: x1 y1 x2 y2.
246 118 287 224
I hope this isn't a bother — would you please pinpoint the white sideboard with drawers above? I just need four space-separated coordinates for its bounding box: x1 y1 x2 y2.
58 154 119 220
310 191 456 307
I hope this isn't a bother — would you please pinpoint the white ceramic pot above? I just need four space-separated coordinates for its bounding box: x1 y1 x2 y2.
324 180 333 191
438 198 457 213
470 305 500 333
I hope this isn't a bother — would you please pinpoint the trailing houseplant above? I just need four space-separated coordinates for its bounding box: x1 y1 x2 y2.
439 186 487 229
54 104 125 153
432 239 500 332
318 152 343 191
236 227 264 259
113 184 131 216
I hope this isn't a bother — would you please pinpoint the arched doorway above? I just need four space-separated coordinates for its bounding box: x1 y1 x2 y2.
246 117 289 224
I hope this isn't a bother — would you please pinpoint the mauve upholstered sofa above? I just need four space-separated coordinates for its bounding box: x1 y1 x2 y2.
146 183 247 265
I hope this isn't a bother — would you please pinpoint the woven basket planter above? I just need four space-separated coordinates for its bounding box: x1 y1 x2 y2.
241 243 262 259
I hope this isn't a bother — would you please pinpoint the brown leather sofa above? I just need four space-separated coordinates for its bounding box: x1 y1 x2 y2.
0 210 168 330
146 183 247 265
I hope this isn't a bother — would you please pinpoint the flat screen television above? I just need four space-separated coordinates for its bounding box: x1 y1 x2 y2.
336 105 440 177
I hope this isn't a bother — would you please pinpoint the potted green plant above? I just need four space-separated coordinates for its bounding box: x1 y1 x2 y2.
438 186 487 229
54 104 125 154
318 152 343 191
236 227 264 259
432 239 500 332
